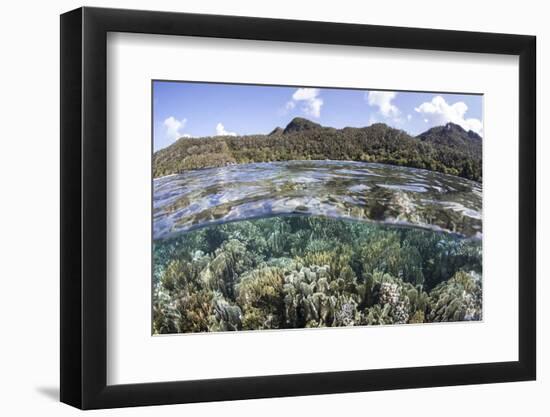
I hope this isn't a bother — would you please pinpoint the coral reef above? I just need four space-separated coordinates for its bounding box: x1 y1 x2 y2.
428 270 482 322
153 215 482 334
236 266 285 330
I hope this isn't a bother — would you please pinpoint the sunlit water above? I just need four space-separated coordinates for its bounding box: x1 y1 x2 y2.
152 161 483 332
153 160 482 241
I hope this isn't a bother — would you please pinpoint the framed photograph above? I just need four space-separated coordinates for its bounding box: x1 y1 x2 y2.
60 6 536 409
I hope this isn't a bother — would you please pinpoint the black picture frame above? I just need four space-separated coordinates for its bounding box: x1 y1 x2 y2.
60 6 536 410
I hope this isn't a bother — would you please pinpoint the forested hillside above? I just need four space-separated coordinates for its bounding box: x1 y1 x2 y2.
153 117 482 181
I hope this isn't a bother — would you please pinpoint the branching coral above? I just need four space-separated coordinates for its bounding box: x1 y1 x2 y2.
359 229 424 286
174 289 214 333
153 215 482 333
298 244 356 282
153 287 181 334
210 295 243 331
362 271 429 325
200 239 255 298
428 270 482 322
236 266 285 330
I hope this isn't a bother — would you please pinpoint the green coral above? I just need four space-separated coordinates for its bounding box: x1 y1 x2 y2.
359 228 424 286
299 245 355 281
403 231 482 290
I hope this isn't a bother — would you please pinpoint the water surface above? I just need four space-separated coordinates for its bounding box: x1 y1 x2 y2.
153 160 482 240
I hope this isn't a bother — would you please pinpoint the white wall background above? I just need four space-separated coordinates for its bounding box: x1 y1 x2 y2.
0 0 545 415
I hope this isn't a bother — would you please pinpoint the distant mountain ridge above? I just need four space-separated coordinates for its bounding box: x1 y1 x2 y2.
417 122 481 149
282 117 323 134
268 126 284 136
154 117 482 181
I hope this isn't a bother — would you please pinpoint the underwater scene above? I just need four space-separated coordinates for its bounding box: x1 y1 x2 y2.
152 81 483 334
153 161 482 334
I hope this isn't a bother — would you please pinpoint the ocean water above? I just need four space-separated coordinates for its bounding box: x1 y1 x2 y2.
152 161 482 334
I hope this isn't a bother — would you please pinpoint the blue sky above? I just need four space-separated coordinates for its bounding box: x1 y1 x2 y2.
153 81 483 151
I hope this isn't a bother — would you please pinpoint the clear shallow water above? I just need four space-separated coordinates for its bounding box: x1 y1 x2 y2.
152 215 483 333
153 160 482 240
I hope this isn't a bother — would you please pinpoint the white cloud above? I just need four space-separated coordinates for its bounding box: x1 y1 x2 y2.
366 91 400 119
292 88 319 101
304 97 323 118
286 88 323 118
164 116 191 141
414 95 483 136
407 114 412 122
216 122 237 137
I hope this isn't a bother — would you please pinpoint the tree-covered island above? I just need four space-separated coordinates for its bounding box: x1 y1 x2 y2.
153 117 482 182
